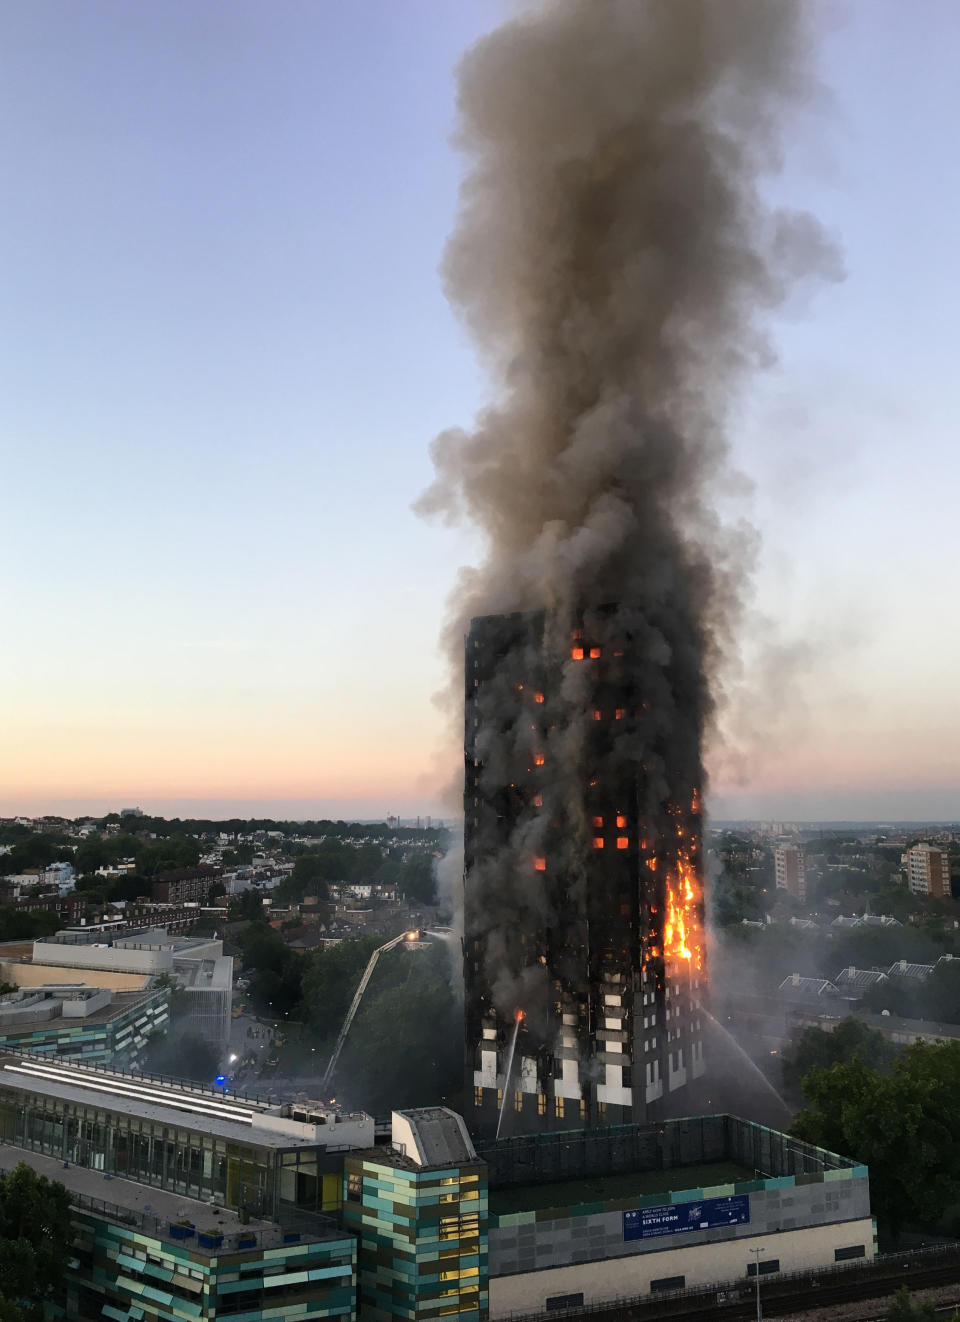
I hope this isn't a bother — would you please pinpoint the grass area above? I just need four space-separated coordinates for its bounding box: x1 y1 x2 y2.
489 1161 755 1215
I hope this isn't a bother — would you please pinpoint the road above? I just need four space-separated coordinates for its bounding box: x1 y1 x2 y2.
224 1008 331 1099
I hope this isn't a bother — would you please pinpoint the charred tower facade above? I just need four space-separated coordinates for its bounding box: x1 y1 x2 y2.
464 607 706 1138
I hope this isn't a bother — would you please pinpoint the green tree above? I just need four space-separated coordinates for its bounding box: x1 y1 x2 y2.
135 837 201 876
279 854 333 903
861 975 921 1020
793 1039 960 1235
396 853 437 905
782 1017 898 1095
240 922 289 974
229 889 265 922
3 837 71 873
884 1287 937 1321
74 838 110 875
336 943 461 1112
0 910 61 942
0 1295 26 1322
0 1162 72 1320
710 869 766 927
298 936 379 1041
239 923 303 1017
222 843 255 867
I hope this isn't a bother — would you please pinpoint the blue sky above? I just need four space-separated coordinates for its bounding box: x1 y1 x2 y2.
2 0 958 822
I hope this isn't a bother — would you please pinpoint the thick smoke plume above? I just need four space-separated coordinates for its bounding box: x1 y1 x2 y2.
418 1 838 1032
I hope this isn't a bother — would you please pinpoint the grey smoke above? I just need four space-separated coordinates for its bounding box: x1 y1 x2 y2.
417 0 840 1023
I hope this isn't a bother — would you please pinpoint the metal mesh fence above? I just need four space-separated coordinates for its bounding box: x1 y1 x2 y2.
476 1113 853 1190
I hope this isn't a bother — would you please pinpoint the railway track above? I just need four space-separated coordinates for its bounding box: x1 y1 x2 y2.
518 1251 960 1322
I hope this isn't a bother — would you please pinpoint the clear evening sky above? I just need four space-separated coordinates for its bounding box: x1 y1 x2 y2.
2 1 958 823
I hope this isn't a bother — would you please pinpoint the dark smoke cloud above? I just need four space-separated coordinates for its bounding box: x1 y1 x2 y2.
419 0 838 686
417 0 840 1028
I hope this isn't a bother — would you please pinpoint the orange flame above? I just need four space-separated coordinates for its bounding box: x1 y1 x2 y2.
663 851 702 970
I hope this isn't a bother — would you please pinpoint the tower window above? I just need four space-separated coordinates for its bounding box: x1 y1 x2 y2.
589 647 602 659
615 708 625 720
593 709 602 721
592 816 603 828
534 692 544 703
617 838 629 850
616 815 626 828
571 647 585 661
593 838 604 850
534 753 545 766
534 857 546 871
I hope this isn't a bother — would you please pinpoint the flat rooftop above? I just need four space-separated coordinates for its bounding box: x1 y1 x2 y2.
0 1055 322 1149
489 1160 756 1216
172 955 232 989
0 988 162 1032
0 1144 343 1250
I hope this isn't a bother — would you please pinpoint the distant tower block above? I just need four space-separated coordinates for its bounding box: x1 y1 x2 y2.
774 845 807 901
902 842 951 898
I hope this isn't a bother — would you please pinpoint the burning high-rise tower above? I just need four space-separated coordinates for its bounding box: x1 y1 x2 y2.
464 606 706 1135
417 1 839 1135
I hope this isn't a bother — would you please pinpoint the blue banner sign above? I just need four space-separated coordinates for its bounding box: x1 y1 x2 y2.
623 1193 750 1241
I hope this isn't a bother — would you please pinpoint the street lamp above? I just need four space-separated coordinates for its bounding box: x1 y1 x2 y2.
749 1247 765 1322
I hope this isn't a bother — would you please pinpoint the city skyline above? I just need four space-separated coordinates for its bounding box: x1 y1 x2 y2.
4 1 960 822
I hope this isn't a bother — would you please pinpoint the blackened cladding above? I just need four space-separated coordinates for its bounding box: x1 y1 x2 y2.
464 607 705 1136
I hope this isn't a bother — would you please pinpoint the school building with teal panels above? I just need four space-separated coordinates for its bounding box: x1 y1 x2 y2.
343 1108 488 1321
0 986 168 1068
8 1144 357 1322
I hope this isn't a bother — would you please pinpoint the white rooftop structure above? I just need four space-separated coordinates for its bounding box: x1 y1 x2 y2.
779 974 839 999
834 966 889 990
887 961 935 981
391 1108 478 1169
32 928 222 975
26 928 233 1042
